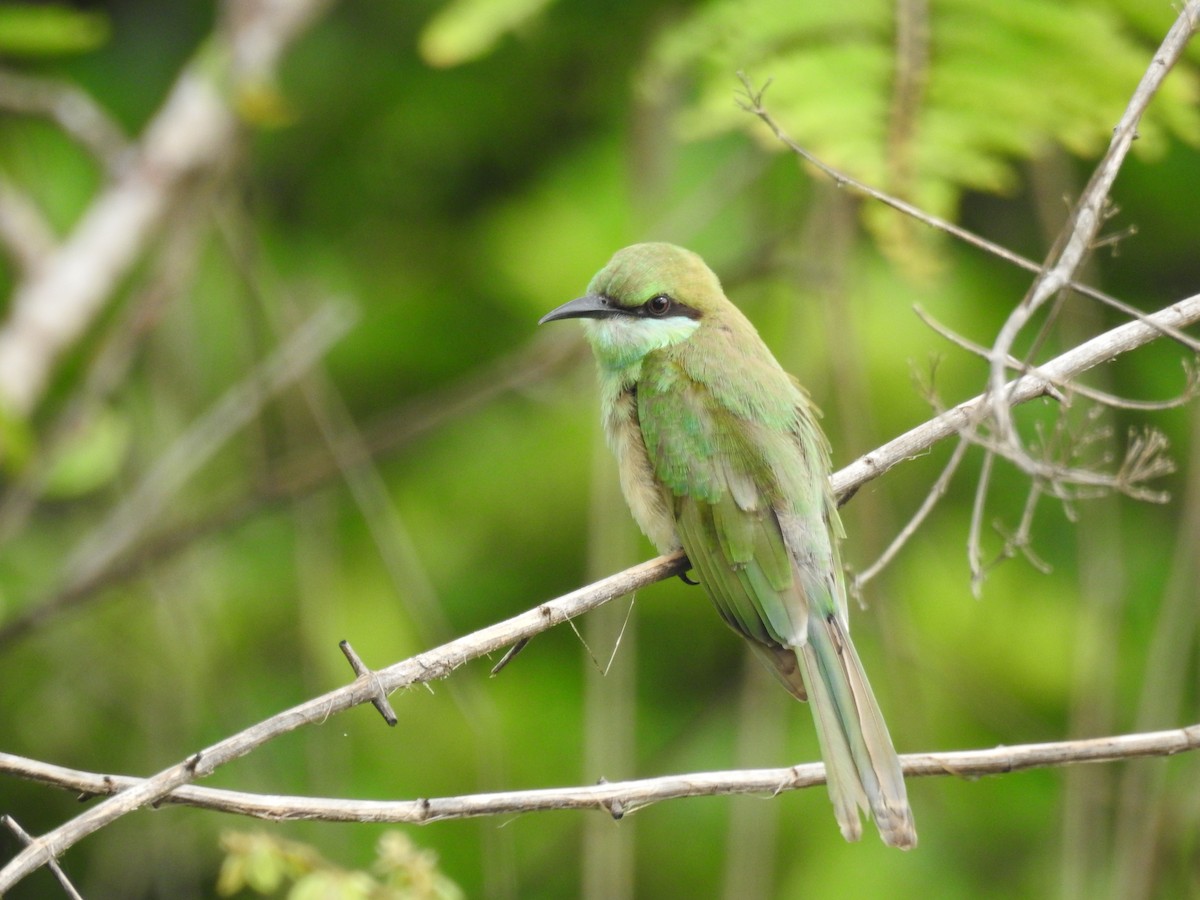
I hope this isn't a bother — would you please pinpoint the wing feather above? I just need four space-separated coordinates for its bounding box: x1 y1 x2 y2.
635 344 915 848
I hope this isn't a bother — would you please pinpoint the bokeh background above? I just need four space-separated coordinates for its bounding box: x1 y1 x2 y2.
2 1 1200 897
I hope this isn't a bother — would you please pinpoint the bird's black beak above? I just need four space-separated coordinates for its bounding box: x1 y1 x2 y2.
538 294 620 324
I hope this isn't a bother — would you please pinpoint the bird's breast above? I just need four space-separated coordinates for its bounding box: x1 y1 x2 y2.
600 380 680 553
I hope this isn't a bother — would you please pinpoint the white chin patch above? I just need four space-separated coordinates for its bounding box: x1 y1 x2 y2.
584 315 699 362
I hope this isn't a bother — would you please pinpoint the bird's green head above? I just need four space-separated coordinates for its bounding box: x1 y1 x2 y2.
539 243 725 370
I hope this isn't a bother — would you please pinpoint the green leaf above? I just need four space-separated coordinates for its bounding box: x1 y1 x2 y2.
653 0 1200 261
43 407 130 499
419 0 559 67
0 405 35 474
289 870 374 900
0 4 109 57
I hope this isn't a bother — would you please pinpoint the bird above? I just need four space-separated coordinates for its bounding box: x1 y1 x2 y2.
538 242 916 849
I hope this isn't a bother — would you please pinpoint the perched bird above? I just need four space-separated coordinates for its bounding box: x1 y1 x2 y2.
539 243 915 849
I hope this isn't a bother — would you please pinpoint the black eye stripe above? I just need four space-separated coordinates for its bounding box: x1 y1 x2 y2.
604 293 701 320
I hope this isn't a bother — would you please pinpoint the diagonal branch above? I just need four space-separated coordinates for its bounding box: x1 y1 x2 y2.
0 554 686 891
833 292 1200 504
986 1 1200 448
0 0 337 417
0 68 131 171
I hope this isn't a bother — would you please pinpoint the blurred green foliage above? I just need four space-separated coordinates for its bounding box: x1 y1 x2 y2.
0 4 109 58
217 830 462 899
1 1 1199 898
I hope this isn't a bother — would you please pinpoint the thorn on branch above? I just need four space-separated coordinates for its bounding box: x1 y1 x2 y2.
339 640 398 727
595 777 625 820
489 637 531 676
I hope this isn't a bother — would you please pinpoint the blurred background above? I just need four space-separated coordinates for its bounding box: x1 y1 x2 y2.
1 0 1199 897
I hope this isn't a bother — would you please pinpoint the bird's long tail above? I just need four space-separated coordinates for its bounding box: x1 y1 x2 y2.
797 611 917 849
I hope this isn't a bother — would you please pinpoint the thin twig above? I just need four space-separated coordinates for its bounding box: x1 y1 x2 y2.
0 174 57 272
0 815 83 900
735 73 1200 357
833 292 1200 504
0 68 131 171
914 305 1200 412
3 725 1200 826
851 436 970 593
0 206 207 545
986 2 1200 447
0 302 357 646
967 448 994 596
489 638 530 676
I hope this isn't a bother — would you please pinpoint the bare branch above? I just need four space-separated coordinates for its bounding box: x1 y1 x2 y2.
0 283 1195 888
833 292 1200 503
0 174 57 272
3 725 1199 826
0 68 131 170
967 447 995 595
851 436 969 594
914 305 1200 412
0 0 336 416
1 287 1197 886
0 329 582 649
339 641 398 726
1 816 82 900
0 553 687 891
987 2 1200 446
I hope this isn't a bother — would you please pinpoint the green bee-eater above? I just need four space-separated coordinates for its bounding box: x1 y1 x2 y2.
539 243 915 848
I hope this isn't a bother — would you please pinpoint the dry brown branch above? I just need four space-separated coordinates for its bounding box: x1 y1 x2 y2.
3 726 1199 826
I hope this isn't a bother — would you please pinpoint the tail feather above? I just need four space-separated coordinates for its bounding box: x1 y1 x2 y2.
798 612 917 850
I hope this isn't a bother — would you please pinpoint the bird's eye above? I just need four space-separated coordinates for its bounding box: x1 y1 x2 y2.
645 294 671 317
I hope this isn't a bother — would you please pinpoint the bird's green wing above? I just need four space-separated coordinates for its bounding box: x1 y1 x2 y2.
638 357 915 849
638 368 823 658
